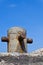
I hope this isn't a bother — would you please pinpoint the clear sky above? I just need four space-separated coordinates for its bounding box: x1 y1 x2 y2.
0 0 43 53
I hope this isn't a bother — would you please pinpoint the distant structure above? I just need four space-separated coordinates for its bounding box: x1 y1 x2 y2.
1 27 33 53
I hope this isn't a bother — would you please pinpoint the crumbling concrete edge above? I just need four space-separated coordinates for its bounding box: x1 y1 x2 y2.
0 52 43 57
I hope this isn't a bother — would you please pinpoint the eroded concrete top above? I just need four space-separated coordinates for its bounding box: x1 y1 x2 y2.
8 27 26 35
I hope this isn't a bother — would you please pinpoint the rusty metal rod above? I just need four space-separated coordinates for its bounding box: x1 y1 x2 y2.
27 38 33 43
1 37 9 42
1 37 33 43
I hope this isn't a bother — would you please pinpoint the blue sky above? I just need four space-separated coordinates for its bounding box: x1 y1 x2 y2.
0 0 43 52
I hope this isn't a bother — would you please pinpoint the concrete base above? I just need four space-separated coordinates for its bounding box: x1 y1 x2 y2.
0 48 43 65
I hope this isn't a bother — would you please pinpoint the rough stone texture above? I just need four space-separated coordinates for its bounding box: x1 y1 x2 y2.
7 27 27 53
1 26 33 53
0 48 43 65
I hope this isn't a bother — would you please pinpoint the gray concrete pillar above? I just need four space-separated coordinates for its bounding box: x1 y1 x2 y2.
1 27 33 53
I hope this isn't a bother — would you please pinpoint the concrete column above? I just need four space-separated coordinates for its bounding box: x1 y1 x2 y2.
7 27 26 53
1 27 33 53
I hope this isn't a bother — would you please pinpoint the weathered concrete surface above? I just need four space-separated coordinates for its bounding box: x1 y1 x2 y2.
2 27 27 53
1 27 33 53
0 48 43 65
7 27 26 53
